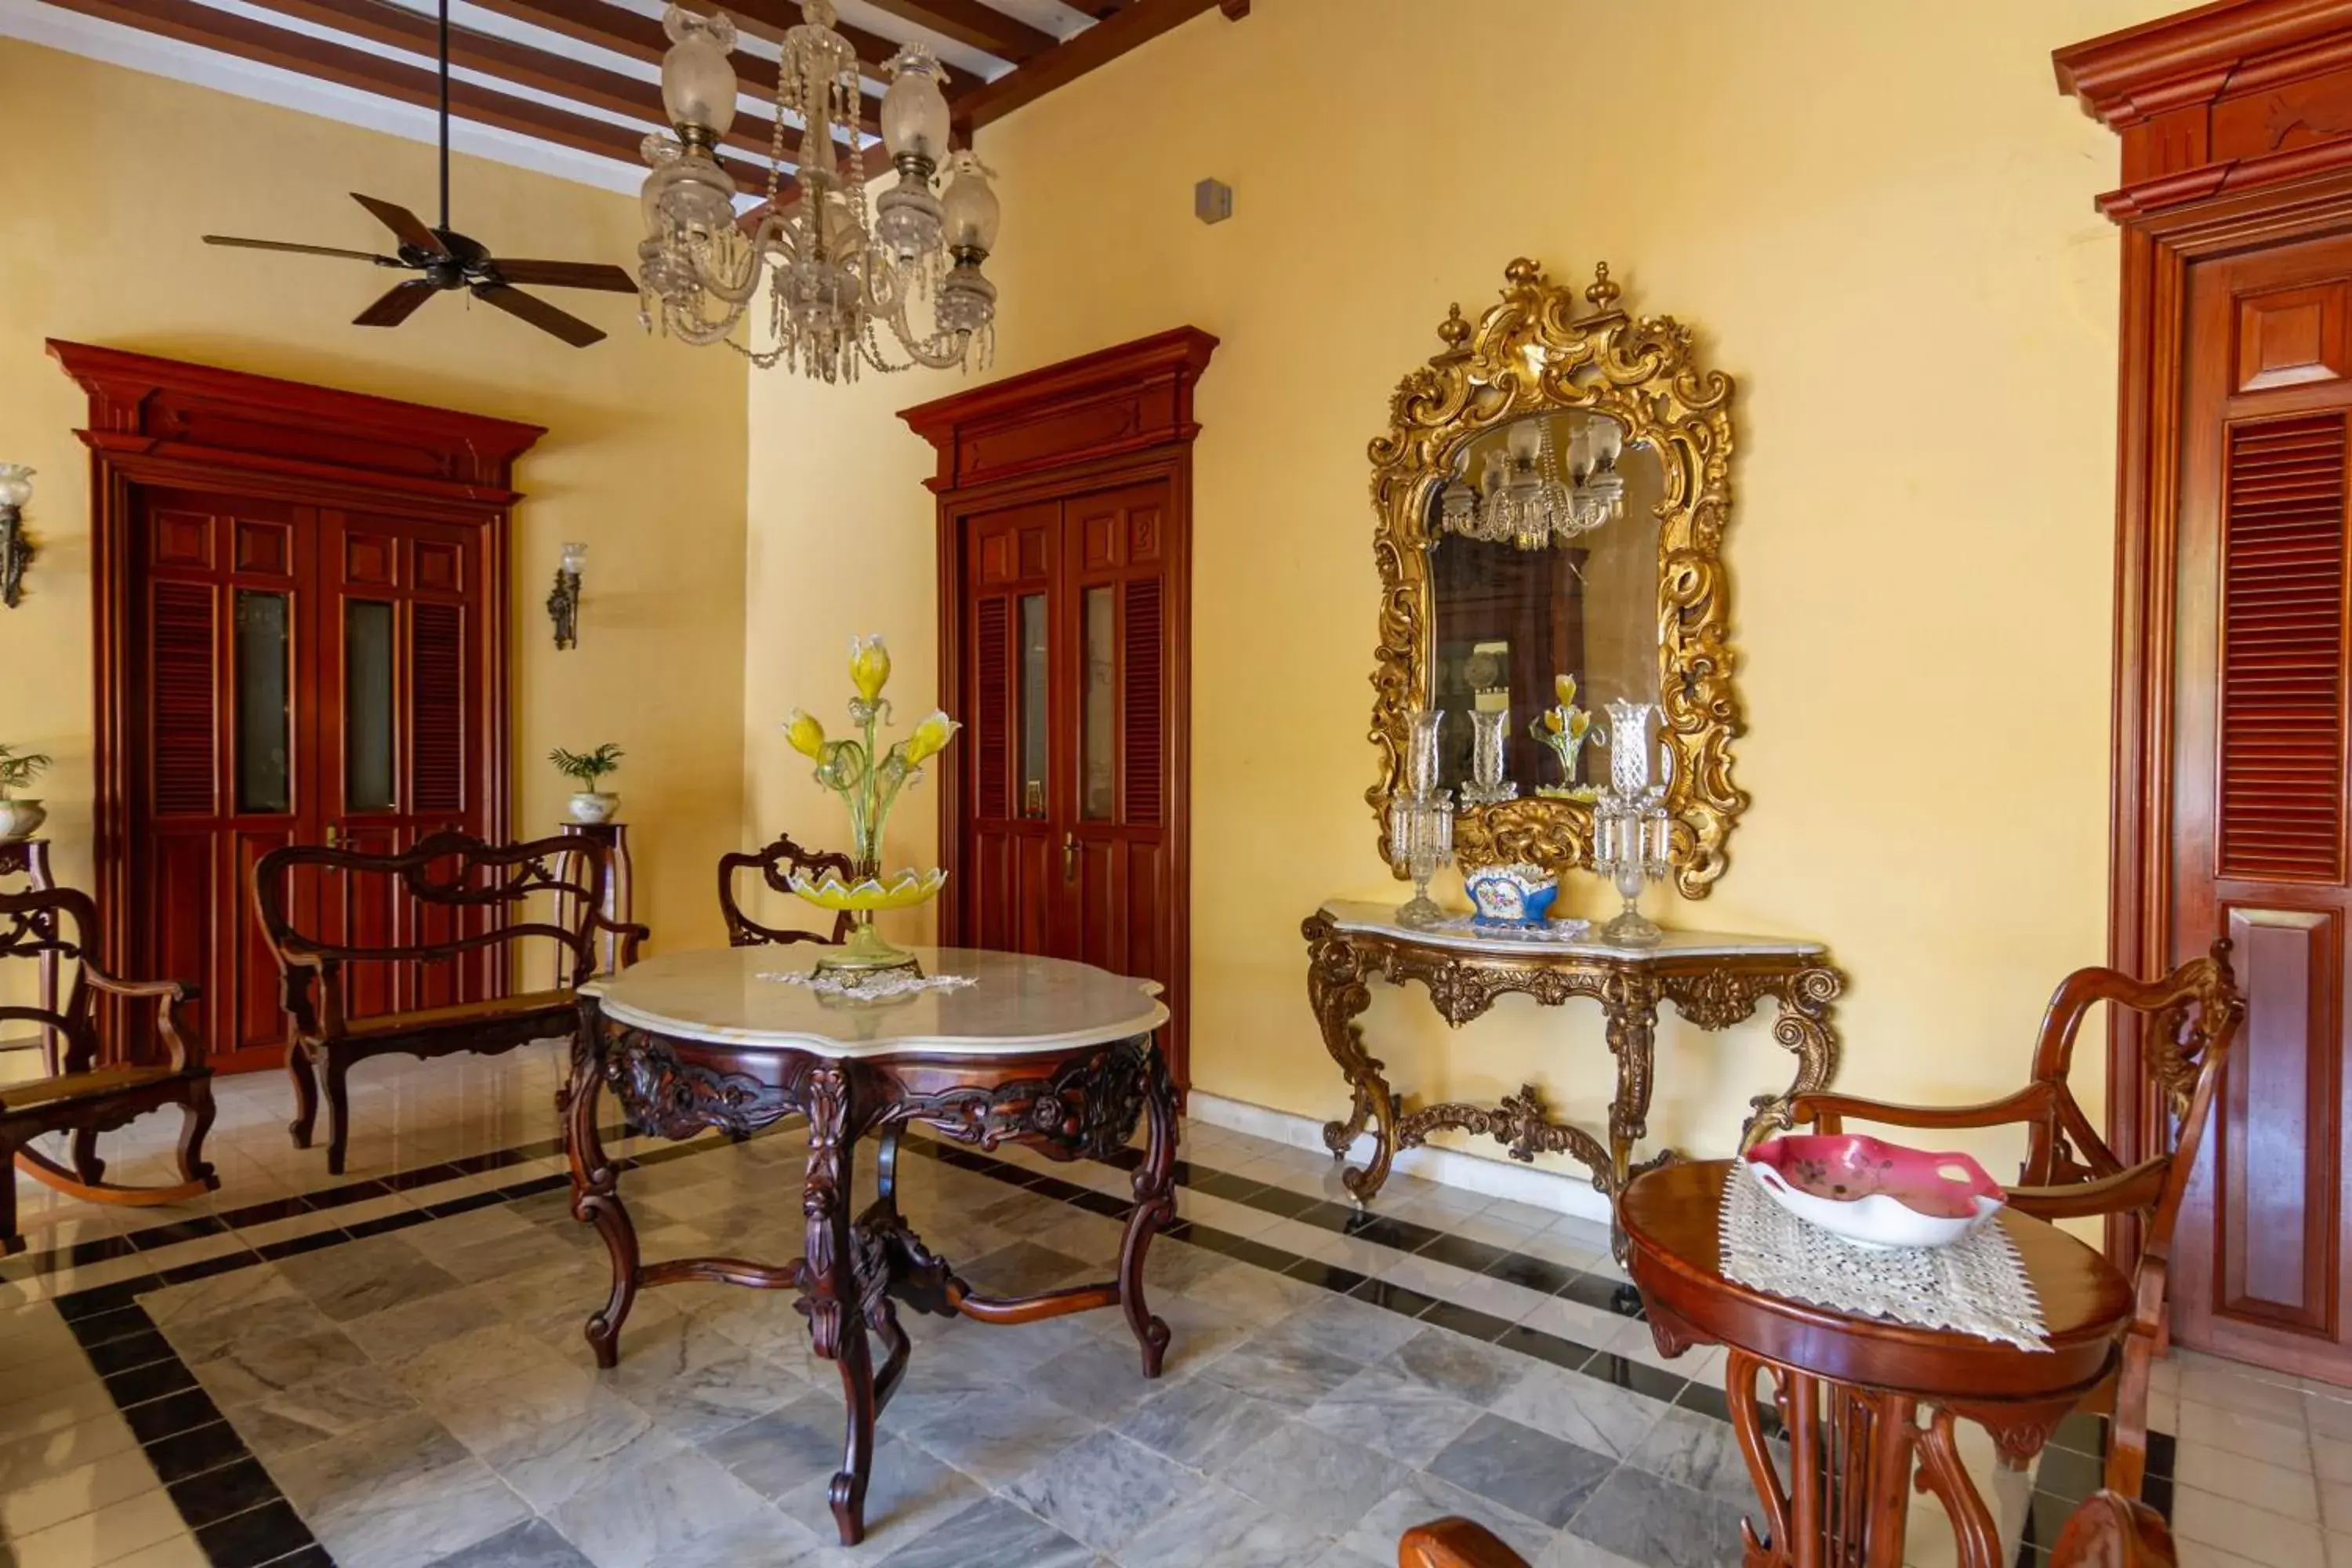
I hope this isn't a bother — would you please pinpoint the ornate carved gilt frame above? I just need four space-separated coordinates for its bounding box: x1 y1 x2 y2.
1367 258 1743 898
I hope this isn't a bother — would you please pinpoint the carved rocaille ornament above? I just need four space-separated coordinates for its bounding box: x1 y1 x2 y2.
1368 258 1744 898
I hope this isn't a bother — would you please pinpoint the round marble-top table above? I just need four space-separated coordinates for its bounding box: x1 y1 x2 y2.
564 946 1176 1546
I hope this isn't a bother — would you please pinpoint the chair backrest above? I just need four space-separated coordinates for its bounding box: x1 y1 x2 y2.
717 832 852 947
253 830 612 996
2010 940 2245 1266
0 885 102 1073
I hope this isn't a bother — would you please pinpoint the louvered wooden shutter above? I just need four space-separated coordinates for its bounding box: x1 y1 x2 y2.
1123 577 1163 826
151 581 216 816
975 597 1010 820
410 602 465 813
2220 413 2350 884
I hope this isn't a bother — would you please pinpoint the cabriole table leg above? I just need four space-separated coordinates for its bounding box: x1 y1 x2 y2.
565 999 640 1370
799 1062 878 1547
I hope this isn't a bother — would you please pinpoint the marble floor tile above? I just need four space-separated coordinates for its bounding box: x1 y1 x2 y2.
424 1515 598 1568
549 1439 778 1568
1216 1415 1411 1537
1303 1360 1486 1468
223 1363 422 1461
1564 1464 1751 1568
275 1233 466 1323
4 1484 190 1568
1262 1291 1428 1365
310 1454 535 1568
702 1392 858 1502
1385 1326 1528 1406
872 1493 1100 1568
1425 1413 1615 1529
1113 1479 1332 1568
775 1436 982 1551
1337 1469 1556 1566
907 1386 1095 1488
1490 1361 1664 1461
0 1443 165 1539
1196 1325 1364 1407
270 1408 473 1522
1112 1376 1283 1470
1026 1334 1171 1422
1627 1404 1766 1504
1007 1429 1194 1555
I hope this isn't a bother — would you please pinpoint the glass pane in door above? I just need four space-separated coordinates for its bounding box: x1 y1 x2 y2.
1019 592 1047 819
345 600 396 811
234 590 291 814
1082 586 1116 820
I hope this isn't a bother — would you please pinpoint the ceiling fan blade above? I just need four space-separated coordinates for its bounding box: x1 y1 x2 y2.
471 283 605 347
490 259 637 293
204 236 401 264
354 278 441 328
351 193 450 258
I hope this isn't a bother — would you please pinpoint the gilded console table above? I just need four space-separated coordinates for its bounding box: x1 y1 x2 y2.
567 945 1177 1548
1304 901 1844 1225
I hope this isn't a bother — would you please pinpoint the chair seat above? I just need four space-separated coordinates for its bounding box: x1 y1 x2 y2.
340 987 575 1040
0 1063 183 1114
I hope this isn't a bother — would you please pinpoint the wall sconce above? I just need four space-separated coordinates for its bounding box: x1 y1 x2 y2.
0 466 34 610
547 541 584 650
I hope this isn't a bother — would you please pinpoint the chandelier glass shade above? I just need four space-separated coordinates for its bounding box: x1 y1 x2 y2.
1439 415 1627 549
637 0 1000 380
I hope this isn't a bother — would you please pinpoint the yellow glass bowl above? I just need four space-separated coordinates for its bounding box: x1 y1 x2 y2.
786 866 949 913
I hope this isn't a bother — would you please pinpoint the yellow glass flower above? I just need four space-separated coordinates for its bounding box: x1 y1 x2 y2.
1565 710 1592 742
901 710 960 768
1554 672 1578 708
1542 708 1564 735
849 633 892 703
783 708 827 760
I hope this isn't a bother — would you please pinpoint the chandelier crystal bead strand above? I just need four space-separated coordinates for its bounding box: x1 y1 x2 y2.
637 1 1000 380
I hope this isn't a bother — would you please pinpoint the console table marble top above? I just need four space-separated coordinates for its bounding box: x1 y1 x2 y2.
1318 900 1828 961
580 945 1169 1058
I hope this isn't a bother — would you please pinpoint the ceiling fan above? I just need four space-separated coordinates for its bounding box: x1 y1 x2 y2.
201 0 635 347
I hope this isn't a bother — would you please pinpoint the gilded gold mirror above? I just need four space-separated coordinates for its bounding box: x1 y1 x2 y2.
1368 258 1743 898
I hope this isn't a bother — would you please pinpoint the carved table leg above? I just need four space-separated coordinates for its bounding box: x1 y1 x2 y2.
1602 974 1661 1265
1305 916 1397 1203
565 1000 640 1370
1740 965 1845 1151
285 1041 318 1152
1117 1042 1178 1377
798 1062 877 1548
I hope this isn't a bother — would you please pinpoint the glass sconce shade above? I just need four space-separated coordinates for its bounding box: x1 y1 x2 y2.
560 542 587 575
660 7 739 136
0 466 30 510
941 152 1001 255
1404 708 1444 798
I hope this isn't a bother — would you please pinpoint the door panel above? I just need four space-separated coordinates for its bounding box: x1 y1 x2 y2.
2174 239 2352 1377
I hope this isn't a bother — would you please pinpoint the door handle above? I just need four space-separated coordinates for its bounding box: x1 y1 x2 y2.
1062 830 1076 884
324 822 340 849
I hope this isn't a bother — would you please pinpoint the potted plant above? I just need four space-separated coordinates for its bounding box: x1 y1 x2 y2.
550 743 623 824
0 746 52 840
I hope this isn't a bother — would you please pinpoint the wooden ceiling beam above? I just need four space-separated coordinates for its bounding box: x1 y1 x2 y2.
39 0 789 196
230 0 794 165
858 0 1058 64
953 0 1243 132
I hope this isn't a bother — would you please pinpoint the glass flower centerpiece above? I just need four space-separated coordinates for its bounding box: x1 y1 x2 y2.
1530 673 1602 800
782 634 959 975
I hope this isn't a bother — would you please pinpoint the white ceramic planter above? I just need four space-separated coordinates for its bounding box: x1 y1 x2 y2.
567 791 619 825
0 800 46 840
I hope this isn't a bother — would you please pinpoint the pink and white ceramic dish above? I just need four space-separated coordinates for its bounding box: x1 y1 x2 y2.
1744 1134 2006 1250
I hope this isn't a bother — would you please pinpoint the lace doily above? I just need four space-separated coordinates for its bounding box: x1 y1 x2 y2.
758 970 977 1000
1427 915 1595 944
1720 1163 2049 1351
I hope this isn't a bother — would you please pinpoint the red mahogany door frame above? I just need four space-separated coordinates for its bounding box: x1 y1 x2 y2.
2057 2 2352 1273
901 327 1217 1094
49 341 539 1015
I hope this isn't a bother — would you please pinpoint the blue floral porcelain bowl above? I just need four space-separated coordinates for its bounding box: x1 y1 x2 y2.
1465 863 1560 927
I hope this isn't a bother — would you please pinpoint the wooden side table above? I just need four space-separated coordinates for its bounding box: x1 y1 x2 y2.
1621 1161 2132 1568
1303 901 1844 1248
550 822 633 985
0 838 58 1070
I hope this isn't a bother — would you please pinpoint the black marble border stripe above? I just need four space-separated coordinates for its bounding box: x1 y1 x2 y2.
42 1113 2176 1568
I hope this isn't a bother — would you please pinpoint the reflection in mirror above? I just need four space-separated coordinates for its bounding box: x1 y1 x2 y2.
1425 409 1663 800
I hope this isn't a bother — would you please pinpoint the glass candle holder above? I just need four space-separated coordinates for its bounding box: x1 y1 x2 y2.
1388 791 1453 927
1405 708 1444 799
1462 708 1518 806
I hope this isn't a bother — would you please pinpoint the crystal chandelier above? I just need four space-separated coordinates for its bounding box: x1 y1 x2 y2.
636 1 1000 380
1439 416 1625 549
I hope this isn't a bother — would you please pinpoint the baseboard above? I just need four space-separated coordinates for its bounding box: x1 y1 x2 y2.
1185 1089 1613 1225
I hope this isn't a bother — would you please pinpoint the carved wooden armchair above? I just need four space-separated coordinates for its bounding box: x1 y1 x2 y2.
0 886 219 1254
254 831 648 1175
717 831 852 948
1787 942 2243 1498
1396 1492 2175 1567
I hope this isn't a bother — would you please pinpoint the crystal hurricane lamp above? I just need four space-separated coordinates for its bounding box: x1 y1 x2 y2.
1592 699 1674 947
637 2 1000 381
547 541 585 650
782 635 960 975
1389 709 1453 927
1460 707 1518 806
0 465 32 610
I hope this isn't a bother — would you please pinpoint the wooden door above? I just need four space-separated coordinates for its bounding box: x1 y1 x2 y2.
2172 234 2352 1376
125 492 497 1072
955 481 1183 1065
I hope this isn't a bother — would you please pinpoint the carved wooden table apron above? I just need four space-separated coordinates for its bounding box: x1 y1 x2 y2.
1305 902 1844 1237
564 946 1178 1548
1623 1162 2132 1568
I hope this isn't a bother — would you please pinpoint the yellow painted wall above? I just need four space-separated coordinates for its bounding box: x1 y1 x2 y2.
746 0 2176 1178
0 41 749 1002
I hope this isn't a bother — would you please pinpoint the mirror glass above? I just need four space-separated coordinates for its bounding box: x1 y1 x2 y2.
1422 409 1664 800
